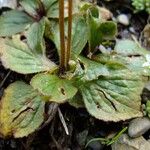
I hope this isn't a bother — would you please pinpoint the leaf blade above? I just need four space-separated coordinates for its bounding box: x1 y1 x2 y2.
86 6 117 52
114 39 148 56
19 0 39 17
26 17 46 54
49 15 88 57
75 56 109 81
79 67 144 122
0 38 57 74
0 81 45 138
0 10 33 37
46 0 79 18
31 73 77 103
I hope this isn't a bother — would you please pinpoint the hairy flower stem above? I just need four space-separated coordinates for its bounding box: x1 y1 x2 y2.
66 0 73 69
59 0 67 73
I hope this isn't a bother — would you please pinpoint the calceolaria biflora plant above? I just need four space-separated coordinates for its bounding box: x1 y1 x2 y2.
0 0 150 138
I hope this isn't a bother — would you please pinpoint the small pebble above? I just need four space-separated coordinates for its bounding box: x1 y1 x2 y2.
128 117 150 138
120 29 130 39
129 27 136 34
117 14 130 26
112 134 150 150
0 0 17 9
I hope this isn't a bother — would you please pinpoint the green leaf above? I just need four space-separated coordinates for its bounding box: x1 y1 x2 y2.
114 39 148 56
71 16 88 56
19 0 40 17
80 70 144 122
125 56 150 76
79 1 94 12
93 39 150 77
132 0 150 14
0 38 57 74
68 92 85 108
87 8 101 52
86 127 127 147
93 54 127 68
26 17 46 54
112 39 150 76
49 15 88 56
80 2 112 20
0 10 33 37
46 0 80 18
0 81 45 138
99 22 117 40
31 73 77 103
94 53 150 76
87 7 117 52
115 40 150 76
75 56 109 81
41 0 57 11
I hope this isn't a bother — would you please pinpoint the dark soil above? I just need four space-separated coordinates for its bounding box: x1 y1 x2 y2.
0 0 149 150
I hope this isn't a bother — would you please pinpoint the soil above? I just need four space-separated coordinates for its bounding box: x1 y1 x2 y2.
0 0 149 150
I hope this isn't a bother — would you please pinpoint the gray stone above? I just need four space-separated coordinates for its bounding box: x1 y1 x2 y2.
0 0 17 9
129 27 136 34
117 14 130 26
112 134 150 150
87 140 104 150
128 117 150 138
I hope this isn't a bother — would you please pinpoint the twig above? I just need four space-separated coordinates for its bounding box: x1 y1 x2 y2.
58 108 69 135
39 103 59 130
51 135 63 150
0 70 11 89
25 133 37 150
131 34 142 47
49 118 63 150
